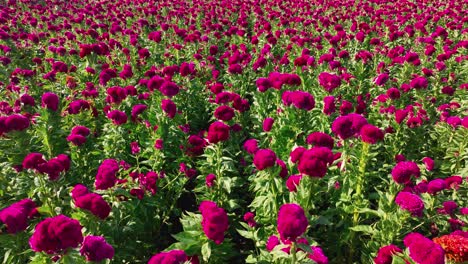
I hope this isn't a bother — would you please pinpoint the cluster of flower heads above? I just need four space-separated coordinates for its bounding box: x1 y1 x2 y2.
71 184 111 219
22 153 70 181
199 201 229 244
95 159 120 190
66 125 91 146
264 203 329 263
28 214 114 262
0 199 37 234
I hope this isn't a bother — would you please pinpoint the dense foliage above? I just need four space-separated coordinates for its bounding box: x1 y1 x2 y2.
0 0 467 263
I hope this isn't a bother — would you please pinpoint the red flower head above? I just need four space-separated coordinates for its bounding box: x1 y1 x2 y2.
277 203 308 241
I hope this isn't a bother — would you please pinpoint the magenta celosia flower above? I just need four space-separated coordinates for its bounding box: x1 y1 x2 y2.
277 203 308 241
373 244 403 264
107 110 127 125
41 92 59 111
159 81 180 97
148 250 188 264
131 104 147 122
323 96 336 115
66 134 87 146
263 117 274 132
243 139 259 154
286 174 303 192
0 199 36 234
243 212 257 227
205 174 216 187
73 189 111 220
161 99 177 119
410 76 428 89
395 191 424 217
290 147 306 164
207 121 230 144
309 246 329 264
199 201 229 244
95 159 119 190
306 132 334 149
403 233 445 264
422 157 434 171
391 161 420 185
318 72 341 92
298 147 334 178
331 114 368 140
266 235 280 251
253 149 277 170
427 179 447 195
282 91 315 111
4 114 29 132
214 105 235 121
360 124 384 144
29 215 83 254
79 236 114 262
374 73 389 86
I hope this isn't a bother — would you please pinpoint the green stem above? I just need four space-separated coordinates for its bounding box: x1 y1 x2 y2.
349 142 369 264
290 242 297 264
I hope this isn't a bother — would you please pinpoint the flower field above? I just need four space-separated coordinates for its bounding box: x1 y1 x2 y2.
0 0 467 263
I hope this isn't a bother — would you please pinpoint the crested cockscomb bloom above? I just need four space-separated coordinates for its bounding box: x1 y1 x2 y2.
243 139 258 154
214 105 235 121
306 132 334 149
277 203 308 241
4 114 30 132
395 191 424 217
207 121 230 144
159 81 180 97
374 73 389 86
422 157 434 171
439 201 458 215
131 104 147 122
148 250 188 264
290 146 306 163
263 117 274 132
266 235 280 252
427 179 447 195
323 96 336 115
410 76 428 89
199 201 229 244
445 176 463 189
391 161 420 185
161 99 177 119
360 124 384 144
80 236 114 262
403 233 445 264
318 72 341 92
309 246 329 264
107 110 127 125
95 159 120 190
205 173 216 187
282 91 315 111
243 212 257 227
286 174 303 192
298 147 334 178
253 149 277 170
29 215 83 254
72 185 111 219
433 234 468 262
331 114 368 140
41 92 59 111
0 199 36 234
373 244 403 264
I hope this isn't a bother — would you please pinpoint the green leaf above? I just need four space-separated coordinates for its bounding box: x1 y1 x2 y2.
237 229 253 239
391 256 408 264
201 242 211 262
349 225 375 234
